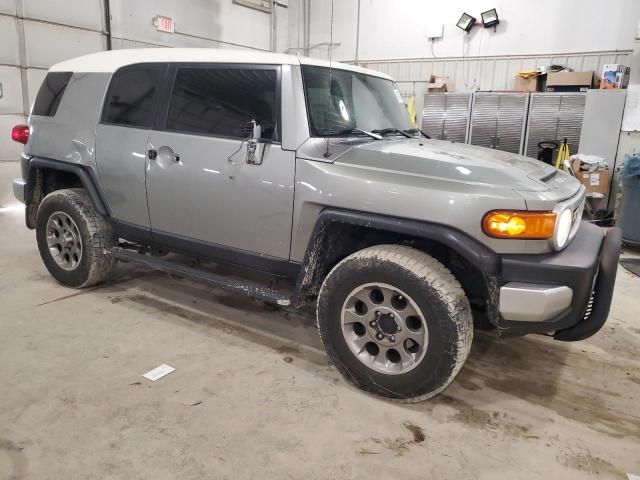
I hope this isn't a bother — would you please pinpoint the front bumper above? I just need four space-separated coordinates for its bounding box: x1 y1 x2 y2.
495 222 621 341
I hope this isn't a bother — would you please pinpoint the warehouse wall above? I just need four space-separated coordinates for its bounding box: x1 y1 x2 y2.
0 0 274 161
304 0 640 61
293 0 640 95
301 0 640 61
109 0 271 50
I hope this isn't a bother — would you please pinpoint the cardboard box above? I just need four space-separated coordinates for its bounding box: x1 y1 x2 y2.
514 73 545 92
515 75 537 91
546 71 594 92
572 159 610 194
600 64 630 89
426 74 448 92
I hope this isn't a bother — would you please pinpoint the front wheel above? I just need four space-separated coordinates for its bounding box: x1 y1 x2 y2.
317 245 473 401
36 188 116 288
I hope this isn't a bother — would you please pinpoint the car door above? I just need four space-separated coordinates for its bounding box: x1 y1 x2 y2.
95 64 165 230
145 64 295 263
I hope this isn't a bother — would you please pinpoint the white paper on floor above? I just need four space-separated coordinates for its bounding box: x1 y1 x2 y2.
142 364 176 381
628 474 640 480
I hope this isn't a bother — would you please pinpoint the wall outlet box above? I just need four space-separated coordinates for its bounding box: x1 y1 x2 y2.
427 24 444 39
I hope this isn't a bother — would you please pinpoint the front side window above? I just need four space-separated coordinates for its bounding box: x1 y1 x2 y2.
166 67 278 140
32 72 73 117
302 65 412 136
102 67 162 127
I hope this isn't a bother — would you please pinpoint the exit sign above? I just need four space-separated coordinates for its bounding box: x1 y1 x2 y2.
153 15 174 33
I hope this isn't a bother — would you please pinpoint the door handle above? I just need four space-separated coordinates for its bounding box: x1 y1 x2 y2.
147 148 157 160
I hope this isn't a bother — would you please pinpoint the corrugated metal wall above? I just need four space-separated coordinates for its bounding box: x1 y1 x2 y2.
360 50 632 121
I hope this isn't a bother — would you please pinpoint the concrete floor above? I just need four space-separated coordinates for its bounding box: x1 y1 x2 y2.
1 161 639 479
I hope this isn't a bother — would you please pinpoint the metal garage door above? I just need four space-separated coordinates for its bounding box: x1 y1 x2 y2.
524 92 586 159
421 92 472 143
469 92 530 155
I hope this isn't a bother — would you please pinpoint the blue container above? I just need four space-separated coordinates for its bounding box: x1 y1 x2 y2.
620 154 640 245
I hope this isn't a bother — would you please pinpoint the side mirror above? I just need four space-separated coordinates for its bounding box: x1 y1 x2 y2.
246 119 264 165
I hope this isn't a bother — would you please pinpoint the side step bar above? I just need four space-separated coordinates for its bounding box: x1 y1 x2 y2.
110 247 292 306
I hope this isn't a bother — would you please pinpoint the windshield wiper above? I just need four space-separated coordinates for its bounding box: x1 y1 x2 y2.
323 127 382 140
371 127 412 138
404 128 431 139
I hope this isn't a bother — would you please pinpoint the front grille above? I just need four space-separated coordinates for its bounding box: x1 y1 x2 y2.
583 291 595 321
581 263 599 321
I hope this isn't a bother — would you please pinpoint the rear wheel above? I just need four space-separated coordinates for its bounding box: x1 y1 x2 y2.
36 188 116 288
317 244 473 401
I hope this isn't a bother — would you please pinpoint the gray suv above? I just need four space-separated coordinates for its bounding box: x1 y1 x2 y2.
11 49 621 401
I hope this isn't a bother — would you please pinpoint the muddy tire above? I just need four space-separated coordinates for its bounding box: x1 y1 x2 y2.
36 188 116 288
317 244 473 402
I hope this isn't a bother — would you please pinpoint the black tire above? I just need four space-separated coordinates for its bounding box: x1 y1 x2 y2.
317 244 473 402
36 188 116 288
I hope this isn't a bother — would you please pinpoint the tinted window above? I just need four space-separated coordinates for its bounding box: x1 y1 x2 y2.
32 72 72 116
102 67 162 127
166 67 278 140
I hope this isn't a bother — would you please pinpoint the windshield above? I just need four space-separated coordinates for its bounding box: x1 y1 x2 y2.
301 65 413 137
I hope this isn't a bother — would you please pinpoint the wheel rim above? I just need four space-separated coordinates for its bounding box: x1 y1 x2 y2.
340 283 429 375
46 211 83 271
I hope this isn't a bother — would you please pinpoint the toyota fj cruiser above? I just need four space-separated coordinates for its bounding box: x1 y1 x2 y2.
11 49 621 401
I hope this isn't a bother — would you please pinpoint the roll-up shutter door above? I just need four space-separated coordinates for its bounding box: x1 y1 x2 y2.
469 92 529 154
421 92 472 143
524 92 586 159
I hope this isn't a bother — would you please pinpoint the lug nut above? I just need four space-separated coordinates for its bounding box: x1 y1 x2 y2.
370 321 376 327
397 326 401 332
375 311 381 317
376 333 384 340
391 336 395 341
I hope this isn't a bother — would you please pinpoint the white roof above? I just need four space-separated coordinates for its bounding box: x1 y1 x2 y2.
49 48 393 80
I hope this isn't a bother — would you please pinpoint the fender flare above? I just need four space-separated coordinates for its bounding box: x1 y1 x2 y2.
26 157 111 217
293 208 500 305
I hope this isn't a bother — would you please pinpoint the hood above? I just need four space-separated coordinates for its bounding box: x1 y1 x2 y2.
332 138 580 198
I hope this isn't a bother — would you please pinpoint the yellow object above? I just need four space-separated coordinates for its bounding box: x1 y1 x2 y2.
556 140 570 169
407 96 418 128
482 211 557 239
516 70 540 79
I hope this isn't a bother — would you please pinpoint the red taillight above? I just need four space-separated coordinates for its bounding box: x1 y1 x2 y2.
11 124 30 144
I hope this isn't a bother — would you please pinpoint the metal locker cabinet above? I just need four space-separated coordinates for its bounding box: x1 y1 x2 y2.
524 92 586 159
469 92 529 154
421 92 472 143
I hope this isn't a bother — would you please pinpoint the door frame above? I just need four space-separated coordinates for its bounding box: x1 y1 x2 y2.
142 61 296 276
98 62 170 130
152 62 283 145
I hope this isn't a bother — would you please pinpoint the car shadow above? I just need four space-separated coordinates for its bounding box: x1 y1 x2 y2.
102 260 568 397
98 259 640 441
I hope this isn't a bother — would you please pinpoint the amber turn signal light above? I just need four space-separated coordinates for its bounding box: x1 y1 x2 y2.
482 211 557 239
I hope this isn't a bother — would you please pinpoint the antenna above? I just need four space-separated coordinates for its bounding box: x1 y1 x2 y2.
324 0 335 159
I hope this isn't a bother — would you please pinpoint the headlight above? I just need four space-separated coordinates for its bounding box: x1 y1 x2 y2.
482 211 557 239
554 208 573 249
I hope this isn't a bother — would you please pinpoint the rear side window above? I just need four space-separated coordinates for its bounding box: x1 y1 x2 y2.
32 72 72 116
166 67 278 140
102 67 162 128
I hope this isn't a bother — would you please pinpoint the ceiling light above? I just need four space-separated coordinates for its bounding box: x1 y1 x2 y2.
456 13 476 33
481 8 500 28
